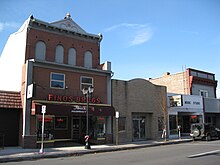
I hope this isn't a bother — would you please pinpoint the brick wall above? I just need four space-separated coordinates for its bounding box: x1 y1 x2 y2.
32 66 108 103
149 72 189 95
26 28 100 69
112 79 167 143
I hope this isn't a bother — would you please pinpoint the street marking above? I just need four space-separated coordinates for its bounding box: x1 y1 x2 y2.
188 150 220 158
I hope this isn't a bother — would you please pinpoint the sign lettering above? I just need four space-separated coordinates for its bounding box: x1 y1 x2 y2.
48 94 101 104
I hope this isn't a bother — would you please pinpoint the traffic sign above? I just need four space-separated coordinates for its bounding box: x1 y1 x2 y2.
41 105 46 114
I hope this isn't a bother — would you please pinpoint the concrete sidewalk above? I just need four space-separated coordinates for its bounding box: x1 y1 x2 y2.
0 138 192 163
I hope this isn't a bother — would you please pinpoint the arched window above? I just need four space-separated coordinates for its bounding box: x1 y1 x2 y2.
55 45 64 63
35 41 46 60
84 51 92 68
68 48 76 66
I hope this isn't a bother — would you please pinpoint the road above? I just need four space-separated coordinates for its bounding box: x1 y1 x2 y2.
5 140 220 165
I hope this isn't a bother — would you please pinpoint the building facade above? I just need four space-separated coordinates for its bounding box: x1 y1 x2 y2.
112 79 167 143
150 68 220 135
168 94 204 137
0 91 22 147
0 13 115 148
149 68 218 98
204 98 220 128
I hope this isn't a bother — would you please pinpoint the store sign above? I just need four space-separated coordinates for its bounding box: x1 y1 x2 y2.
47 94 101 104
71 105 86 113
182 95 203 109
27 84 34 99
169 95 203 109
169 95 183 107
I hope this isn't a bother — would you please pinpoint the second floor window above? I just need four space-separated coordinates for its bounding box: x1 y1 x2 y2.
35 41 46 60
50 73 65 89
55 45 64 64
84 51 92 68
80 76 93 90
68 48 76 66
199 90 208 97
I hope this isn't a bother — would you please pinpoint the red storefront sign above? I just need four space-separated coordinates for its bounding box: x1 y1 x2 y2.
48 94 101 104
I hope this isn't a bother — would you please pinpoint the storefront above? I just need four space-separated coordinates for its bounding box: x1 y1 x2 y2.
204 97 220 128
112 79 167 143
168 94 204 137
32 100 115 146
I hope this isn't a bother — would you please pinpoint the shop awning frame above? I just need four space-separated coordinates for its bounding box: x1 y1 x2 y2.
32 100 115 116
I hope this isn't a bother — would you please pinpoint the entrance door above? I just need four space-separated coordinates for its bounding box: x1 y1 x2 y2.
72 118 80 140
133 117 145 140
179 116 191 134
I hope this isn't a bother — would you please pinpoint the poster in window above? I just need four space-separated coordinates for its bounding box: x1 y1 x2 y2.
54 117 68 130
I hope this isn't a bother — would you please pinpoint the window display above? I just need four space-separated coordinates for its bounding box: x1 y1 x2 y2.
36 115 54 141
91 116 106 140
54 116 68 130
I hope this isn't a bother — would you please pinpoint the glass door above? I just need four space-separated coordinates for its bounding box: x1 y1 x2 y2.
72 117 80 140
133 116 145 140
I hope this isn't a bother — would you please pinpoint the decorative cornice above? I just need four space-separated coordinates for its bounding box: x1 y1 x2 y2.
28 17 101 42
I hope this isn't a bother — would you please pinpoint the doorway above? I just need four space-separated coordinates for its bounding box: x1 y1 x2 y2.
133 116 146 141
71 116 86 141
72 117 80 140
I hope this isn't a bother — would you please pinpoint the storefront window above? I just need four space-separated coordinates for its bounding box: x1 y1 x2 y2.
190 115 201 123
169 115 177 135
91 116 106 140
37 115 54 141
54 116 68 130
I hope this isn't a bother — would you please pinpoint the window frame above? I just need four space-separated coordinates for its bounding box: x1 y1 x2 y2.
54 116 68 130
68 48 76 66
55 44 64 64
84 51 92 68
80 76 93 90
50 72 65 89
35 41 46 60
199 90 208 97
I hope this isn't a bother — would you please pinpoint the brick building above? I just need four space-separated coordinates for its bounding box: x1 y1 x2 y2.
149 68 220 135
112 79 167 143
149 68 218 97
0 13 115 148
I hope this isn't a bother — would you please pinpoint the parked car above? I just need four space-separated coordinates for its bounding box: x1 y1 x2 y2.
190 123 220 141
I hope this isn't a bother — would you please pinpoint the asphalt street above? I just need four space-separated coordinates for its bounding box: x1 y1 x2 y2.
4 140 220 165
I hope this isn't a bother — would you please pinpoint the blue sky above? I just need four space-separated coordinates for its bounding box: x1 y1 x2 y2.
0 0 220 96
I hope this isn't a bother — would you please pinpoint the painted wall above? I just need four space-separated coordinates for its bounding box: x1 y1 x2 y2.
0 19 30 91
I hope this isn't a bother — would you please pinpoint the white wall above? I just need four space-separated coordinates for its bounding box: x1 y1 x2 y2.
0 19 29 91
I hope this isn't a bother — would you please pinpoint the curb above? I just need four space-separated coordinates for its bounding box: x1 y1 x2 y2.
0 139 192 163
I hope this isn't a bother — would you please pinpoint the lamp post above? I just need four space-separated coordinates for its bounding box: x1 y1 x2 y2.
82 86 94 149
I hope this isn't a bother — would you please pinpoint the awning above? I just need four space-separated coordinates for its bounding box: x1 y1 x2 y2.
32 100 115 116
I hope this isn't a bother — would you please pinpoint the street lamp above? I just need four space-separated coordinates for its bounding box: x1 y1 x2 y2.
82 86 94 149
